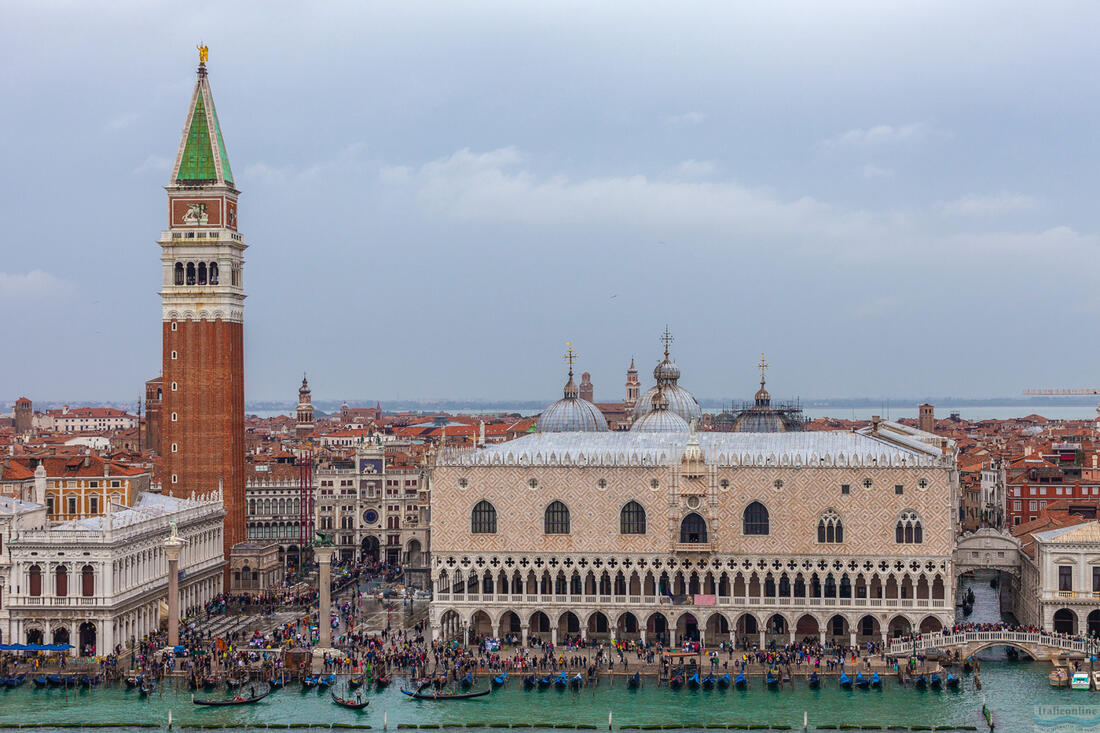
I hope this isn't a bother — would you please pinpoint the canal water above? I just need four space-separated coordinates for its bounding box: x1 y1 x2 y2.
0 576 1092 731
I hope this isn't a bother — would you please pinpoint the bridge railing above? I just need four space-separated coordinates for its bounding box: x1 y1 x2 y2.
887 630 1099 657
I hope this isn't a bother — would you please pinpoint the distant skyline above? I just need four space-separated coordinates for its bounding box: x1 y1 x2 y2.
3 2 1100 402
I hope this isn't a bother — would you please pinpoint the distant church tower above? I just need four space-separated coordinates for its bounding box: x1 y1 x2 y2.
158 48 247 574
625 359 640 409
579 372 594 403
919 403 935 433
296 374 315 438
13 397 32 436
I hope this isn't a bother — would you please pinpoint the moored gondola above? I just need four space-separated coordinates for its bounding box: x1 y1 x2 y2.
930 672 942 690
856 672 869 689
268 675 285 689
807 671 820 688
734 672 746 689
553 672 568 689
668 673 683 690
459 672 473 688
193 689 270 706
914 673 927 690
687 671 701 689
946 673 959 689
523 674 537 690
202 676 217 690
766 669 780 688
139 680 157 697
401 687 491 700
33 676 48 688
570 673 583 689
6 673 26 688
374 675 390 690
537 675 552 689
627 672 641 689
331 690 369 709
702 672 715 689
839 673 852 689
318 674 336 688
301 676 319 690
870 673 881 689
492 672 507 687
347 675 364 689
716 672 730 689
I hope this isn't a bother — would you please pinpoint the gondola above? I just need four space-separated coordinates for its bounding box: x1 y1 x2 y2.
460 672 473 688
570 673 584 690
523 674 537 690
553 672 568 689
870 673 881 689
6 674 26 688
202 676 218 691
77 674 96 688
193 689 270 706
807 671 820 689
716 672 730 689
431 676 448 690
492 672 508 688
668 674 683 690
930 672 942 690
318 674 336 688
946 673 959 689
374 675 390 690
734 672 747 689
701 673 715 689
301 676 319 690
268 676 285 689
627 672 641 689
123 675 141 689
48 674 64 688
33 677 48 688
963 659 973 673
855 672 869 689
537 676 552 689
347 675 364 689
139 680 157 697
914 674 927 690
766 670 779 688
401 687 492 700
331 690 369 710
687 671 701 689
839 673 852 689
226 676 244 690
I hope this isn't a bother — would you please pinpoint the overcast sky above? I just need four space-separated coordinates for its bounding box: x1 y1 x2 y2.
3 1 1099 405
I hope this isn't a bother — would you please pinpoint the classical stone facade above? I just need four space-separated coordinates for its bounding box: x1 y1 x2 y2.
430 421 958 648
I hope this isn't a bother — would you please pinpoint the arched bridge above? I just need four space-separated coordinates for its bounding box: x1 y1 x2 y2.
887 630 1097 661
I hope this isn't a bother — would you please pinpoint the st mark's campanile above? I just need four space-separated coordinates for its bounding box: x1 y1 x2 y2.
158 48 246 582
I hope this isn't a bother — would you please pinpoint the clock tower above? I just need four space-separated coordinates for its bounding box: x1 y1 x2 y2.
158 49 246 580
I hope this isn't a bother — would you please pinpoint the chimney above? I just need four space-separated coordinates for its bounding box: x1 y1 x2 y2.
871 415 881 431
34 463 46 506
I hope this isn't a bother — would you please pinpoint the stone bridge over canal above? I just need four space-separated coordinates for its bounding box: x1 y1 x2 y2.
887 630 1097 661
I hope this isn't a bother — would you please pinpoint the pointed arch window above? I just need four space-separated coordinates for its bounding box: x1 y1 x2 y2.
620 501 647 534
817 510 843 543
544 501 570 534
679 512 708 543
471 500 497 534
743 501 770 535
896 510 923 543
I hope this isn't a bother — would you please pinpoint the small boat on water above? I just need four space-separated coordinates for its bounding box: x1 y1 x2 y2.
855 673 869 689
139 680 156 697
48 675 64 688
702 672 715 689
766 669 780 688
459 672 473 688
570 673 584 690
268 676 285 689
839 673 852 689
193 689 270 706
687 672 701 689
537 676 552 689
331 690 369 709
930 672 942 690
945 673 959 690
225 676 245 690
668 674 683 690
963 659 973 673
870 673 882 689
1071 672 1091 690
524 675 537 689
401 687 492 700
627 672 641 689
807 672 820 688
302 676 318 690
716 672 730 689
5 674 26 688
33 677 47 688
1093 671 1100 690
201 676 217 690
734 672 746 689
347 675 363 689
1049 668 1069 688
374 675 390 690
492 672 508 687
914 674 927 690
553 672 568 689
318 674 336 688
123 675 141 690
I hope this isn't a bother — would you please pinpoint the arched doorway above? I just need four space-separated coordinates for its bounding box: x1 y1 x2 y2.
405 539 423 567
79 622 96 656
677 613 699 642
361 536 380 564
558 611 580 641
617 612 640 640
499 611 521 638
919 616 943 634
857 615 880 640
26 629 43 645
439 609 463 641
647 612 669 645
705 613 730 643
470 610 493 638
1088 610 1100 639
795 614 819 640
888 615 911 638
588 611 610 639
827 614 849 639
1054 608 1076 634
52 627 70 646
735 612 758 640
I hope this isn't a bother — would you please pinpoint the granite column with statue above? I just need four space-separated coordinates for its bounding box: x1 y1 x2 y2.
315 544 336 650
164 521 184 648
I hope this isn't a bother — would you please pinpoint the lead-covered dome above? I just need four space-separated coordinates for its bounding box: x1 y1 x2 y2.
632 333 702 423
538 369 609 433
631 388 690 433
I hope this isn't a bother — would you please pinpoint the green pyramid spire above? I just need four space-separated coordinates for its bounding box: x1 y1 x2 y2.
173 65 234 186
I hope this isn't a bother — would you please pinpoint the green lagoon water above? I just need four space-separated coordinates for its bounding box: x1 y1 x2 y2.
0 662 1092 732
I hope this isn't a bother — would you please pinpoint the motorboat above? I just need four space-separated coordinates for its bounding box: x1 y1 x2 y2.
1049 668 1069 688
1071 672 1091 690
